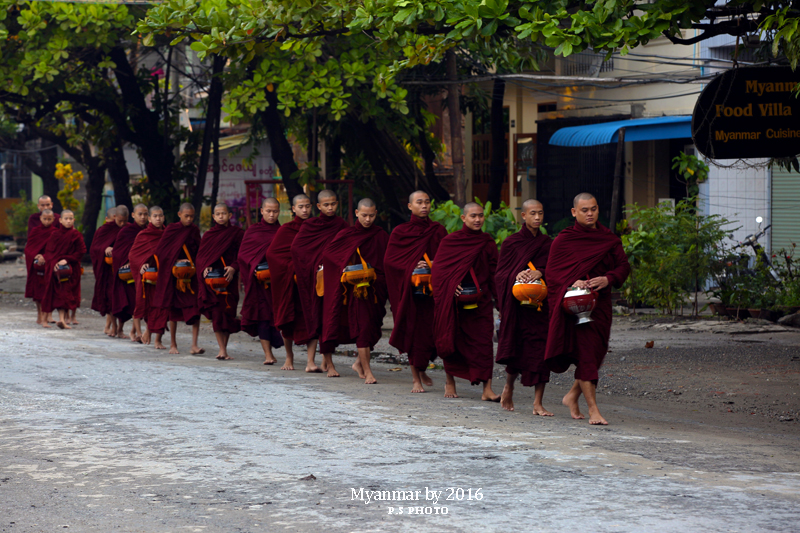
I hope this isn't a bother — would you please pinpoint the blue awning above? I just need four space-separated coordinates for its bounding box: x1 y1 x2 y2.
548 116 692 147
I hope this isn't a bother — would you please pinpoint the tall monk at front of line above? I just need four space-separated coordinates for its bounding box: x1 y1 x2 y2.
198 203 244 361
384 191 447 393
321 198 389 384
90 207 122 337
41 210 86 330
431 202 500 401
150 203 204 355
24 209 57 327
495 199 553 415
111 204 148 341
266 194 314 371
291 190 349 376
239 197 285 365
545 193 630 425
129 206 168 349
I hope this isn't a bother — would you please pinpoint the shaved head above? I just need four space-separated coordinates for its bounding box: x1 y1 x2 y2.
38 195 51 202
292 194 310 206
408 190 429 203
462 202 482 215
133 203 148 213
357 198 376 210
116 205 129 217
317 189 337 201
214 203 230 214
573 192 596 208
107 207 118 217
522 198 543 211
262 197 280 208
42 209 54 216
178 202 195 213
149 205 163 215
61 209 74 217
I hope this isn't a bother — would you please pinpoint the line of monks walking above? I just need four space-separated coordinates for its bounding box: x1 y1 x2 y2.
24 190 629 425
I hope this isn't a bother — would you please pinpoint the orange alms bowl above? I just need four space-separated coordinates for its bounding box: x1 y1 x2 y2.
104 256 113 265
512 280 548 310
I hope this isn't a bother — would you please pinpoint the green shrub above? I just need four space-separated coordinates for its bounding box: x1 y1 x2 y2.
4 191 37 239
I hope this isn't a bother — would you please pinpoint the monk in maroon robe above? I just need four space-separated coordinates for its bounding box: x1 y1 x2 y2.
198 203 244 360
239 198 285 364
545 193 630 425
384 191 447 392
111 204 148 341
129 206 168 349
322 199 389 384
496 199 553 415
265 194 315 370
27 195 59 231
431 203 500 401
290 190 349 376
151 203 204 355
41 210 86 329
90 207 122 336
24 209 57 326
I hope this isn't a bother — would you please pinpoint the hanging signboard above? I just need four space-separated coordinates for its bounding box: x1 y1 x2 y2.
692 66 800 159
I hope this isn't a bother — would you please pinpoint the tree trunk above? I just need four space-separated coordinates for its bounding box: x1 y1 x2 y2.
326 134 341 179
487 77 506 207
81 160 107 254
193 54 225 216
210 108 221 211
20 139 61 211
446 49 465 206
262 87 303 198
414 113 451 202
104 138 132 213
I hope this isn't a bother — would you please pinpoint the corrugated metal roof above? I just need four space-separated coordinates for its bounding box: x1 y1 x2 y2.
548 116 692 147
772 167 800 254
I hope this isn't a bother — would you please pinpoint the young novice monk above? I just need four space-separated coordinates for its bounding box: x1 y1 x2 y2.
25 209 57 327
41 210 86 330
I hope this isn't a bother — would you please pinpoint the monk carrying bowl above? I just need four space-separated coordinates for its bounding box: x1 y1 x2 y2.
561 286 597 324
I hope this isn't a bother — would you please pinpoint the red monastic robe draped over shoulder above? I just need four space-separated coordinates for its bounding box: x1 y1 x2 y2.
265 216 310 344
150 221 201 328
197 223 244 333
129 223 166 329
90 221 121 316
28 211 59 232
290 214 349 343
384 215 447 370
321 221 389 350
495 227 552 387
431 225 498 384
111 222 146 321
238 218 284 345
544 222 630 382
24 223 57 301
41 225 86 313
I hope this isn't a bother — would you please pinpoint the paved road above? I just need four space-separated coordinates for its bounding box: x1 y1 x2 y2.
1 309 799 532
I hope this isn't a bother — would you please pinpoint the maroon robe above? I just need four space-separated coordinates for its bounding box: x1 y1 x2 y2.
431 225 498 384
290 214 349 349
197 223 244 333
111 222 146 322
495 227 552 387
129 223 167 331
28 211 59 232
384 215 447 371
544 222 630 382
24 223 57 301
238 218 284 346
150 221 202 329
41 225 86 313
321 221 389 350
90 221 122 316
265 216 310 344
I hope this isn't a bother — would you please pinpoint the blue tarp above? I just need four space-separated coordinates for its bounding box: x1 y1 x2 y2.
548 116 692 147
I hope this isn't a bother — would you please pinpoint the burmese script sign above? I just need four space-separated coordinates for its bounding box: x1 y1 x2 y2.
692 66 800 159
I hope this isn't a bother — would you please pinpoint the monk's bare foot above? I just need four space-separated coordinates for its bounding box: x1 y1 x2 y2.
216 354 233 360
263 356 277 365
444 383 459 398
41 322 53 329
169 345 179 354
327 365 340 378
321 361 329 372
131 335 142 344
533 404 555 416
364 373 377 385
562 393 585 420
190 347 205 355
305 364 323 373
141 331 152 345
57 322 71 330
588 408 608 425
70 319 79 325
155 341 167 350
482 393 501 402
411 381 426 393
351 360 366 379
104 327 111 335
501 384 515 411
420 371 433 387
281 358 295 370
